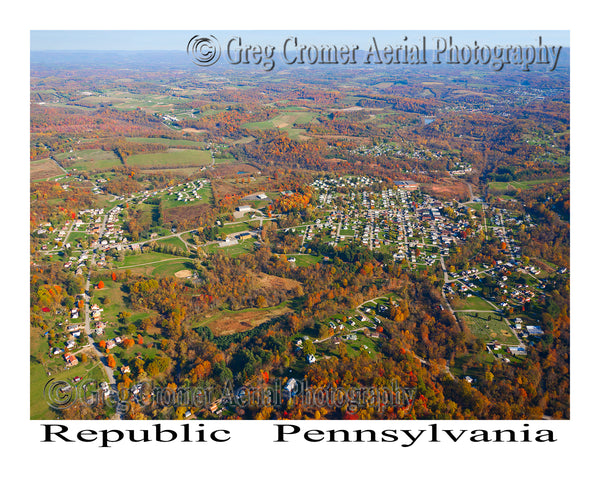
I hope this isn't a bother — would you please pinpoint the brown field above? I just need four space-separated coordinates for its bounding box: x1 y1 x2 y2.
211 180 242 199
140 167 202 176
422 180 470 201
313 134 370 144
31 158 64 180
212 163 260 177
174 269 192 278
328 106 364 112
205 304 292 336
163 203 212 224
251 272 301 292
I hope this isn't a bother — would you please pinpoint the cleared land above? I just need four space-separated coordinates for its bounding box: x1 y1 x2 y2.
243 111 317 140
488 176 569 192
450 294 496 311
31 158 64 180
54 149 122 171
125 137 205 147
198 303 292 336
127 148 212 168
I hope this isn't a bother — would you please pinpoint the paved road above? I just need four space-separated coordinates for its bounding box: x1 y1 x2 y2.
49 155 68 174
82 211 116 387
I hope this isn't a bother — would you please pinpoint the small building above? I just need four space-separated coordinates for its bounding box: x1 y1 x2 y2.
283 378 298 396
508 346 527 356
526 325 544 336
64 353 78 367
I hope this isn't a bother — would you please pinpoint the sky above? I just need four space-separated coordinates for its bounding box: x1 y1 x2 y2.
31 30 570 51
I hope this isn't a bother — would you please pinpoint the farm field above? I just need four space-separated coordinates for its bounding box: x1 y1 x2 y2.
243 110 318 140
113 251 189 270
195 302 292 337
31 158 64 181
70 91 189 113
54 149 122 171
488 176 569 192
127 148 212 168
125 136 205 147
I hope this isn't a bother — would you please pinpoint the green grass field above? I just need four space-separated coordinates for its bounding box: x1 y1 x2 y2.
488 176 569 192
289 254 323 266
243 111 317 140
150 259 194 276
127 148 212 168
156 236 188 250
55 149 122 171
450 294 496 311
216 222 257 236
202 237 256 257
125 137 205 147
114 251 186 269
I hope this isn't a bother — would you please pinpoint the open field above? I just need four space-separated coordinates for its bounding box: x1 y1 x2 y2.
156 236 188 250
31 158 64 180
196 302 292 336
127 148 212 168
243 111 317 140
202 237 257 257
250 272 302 292
286 254 323 266
54 149 122 171
125 137 205 147
69 91 189 113
212 163 260 177
488 176 569 192
163 203 213 224
114 251 188 269
450 294 496 311
139 166 204 176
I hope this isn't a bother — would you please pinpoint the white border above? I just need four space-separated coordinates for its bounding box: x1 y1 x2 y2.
5 1 598 477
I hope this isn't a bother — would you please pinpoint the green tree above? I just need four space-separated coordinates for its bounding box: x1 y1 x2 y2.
302 339 316 356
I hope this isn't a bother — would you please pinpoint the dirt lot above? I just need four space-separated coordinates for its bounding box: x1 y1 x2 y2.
164 203 213 224
31 158 64 181
422 179 470 201
174 269 192 278
312 134 371 144
206 304 292 336
212 163 260 177
251 272 302 292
